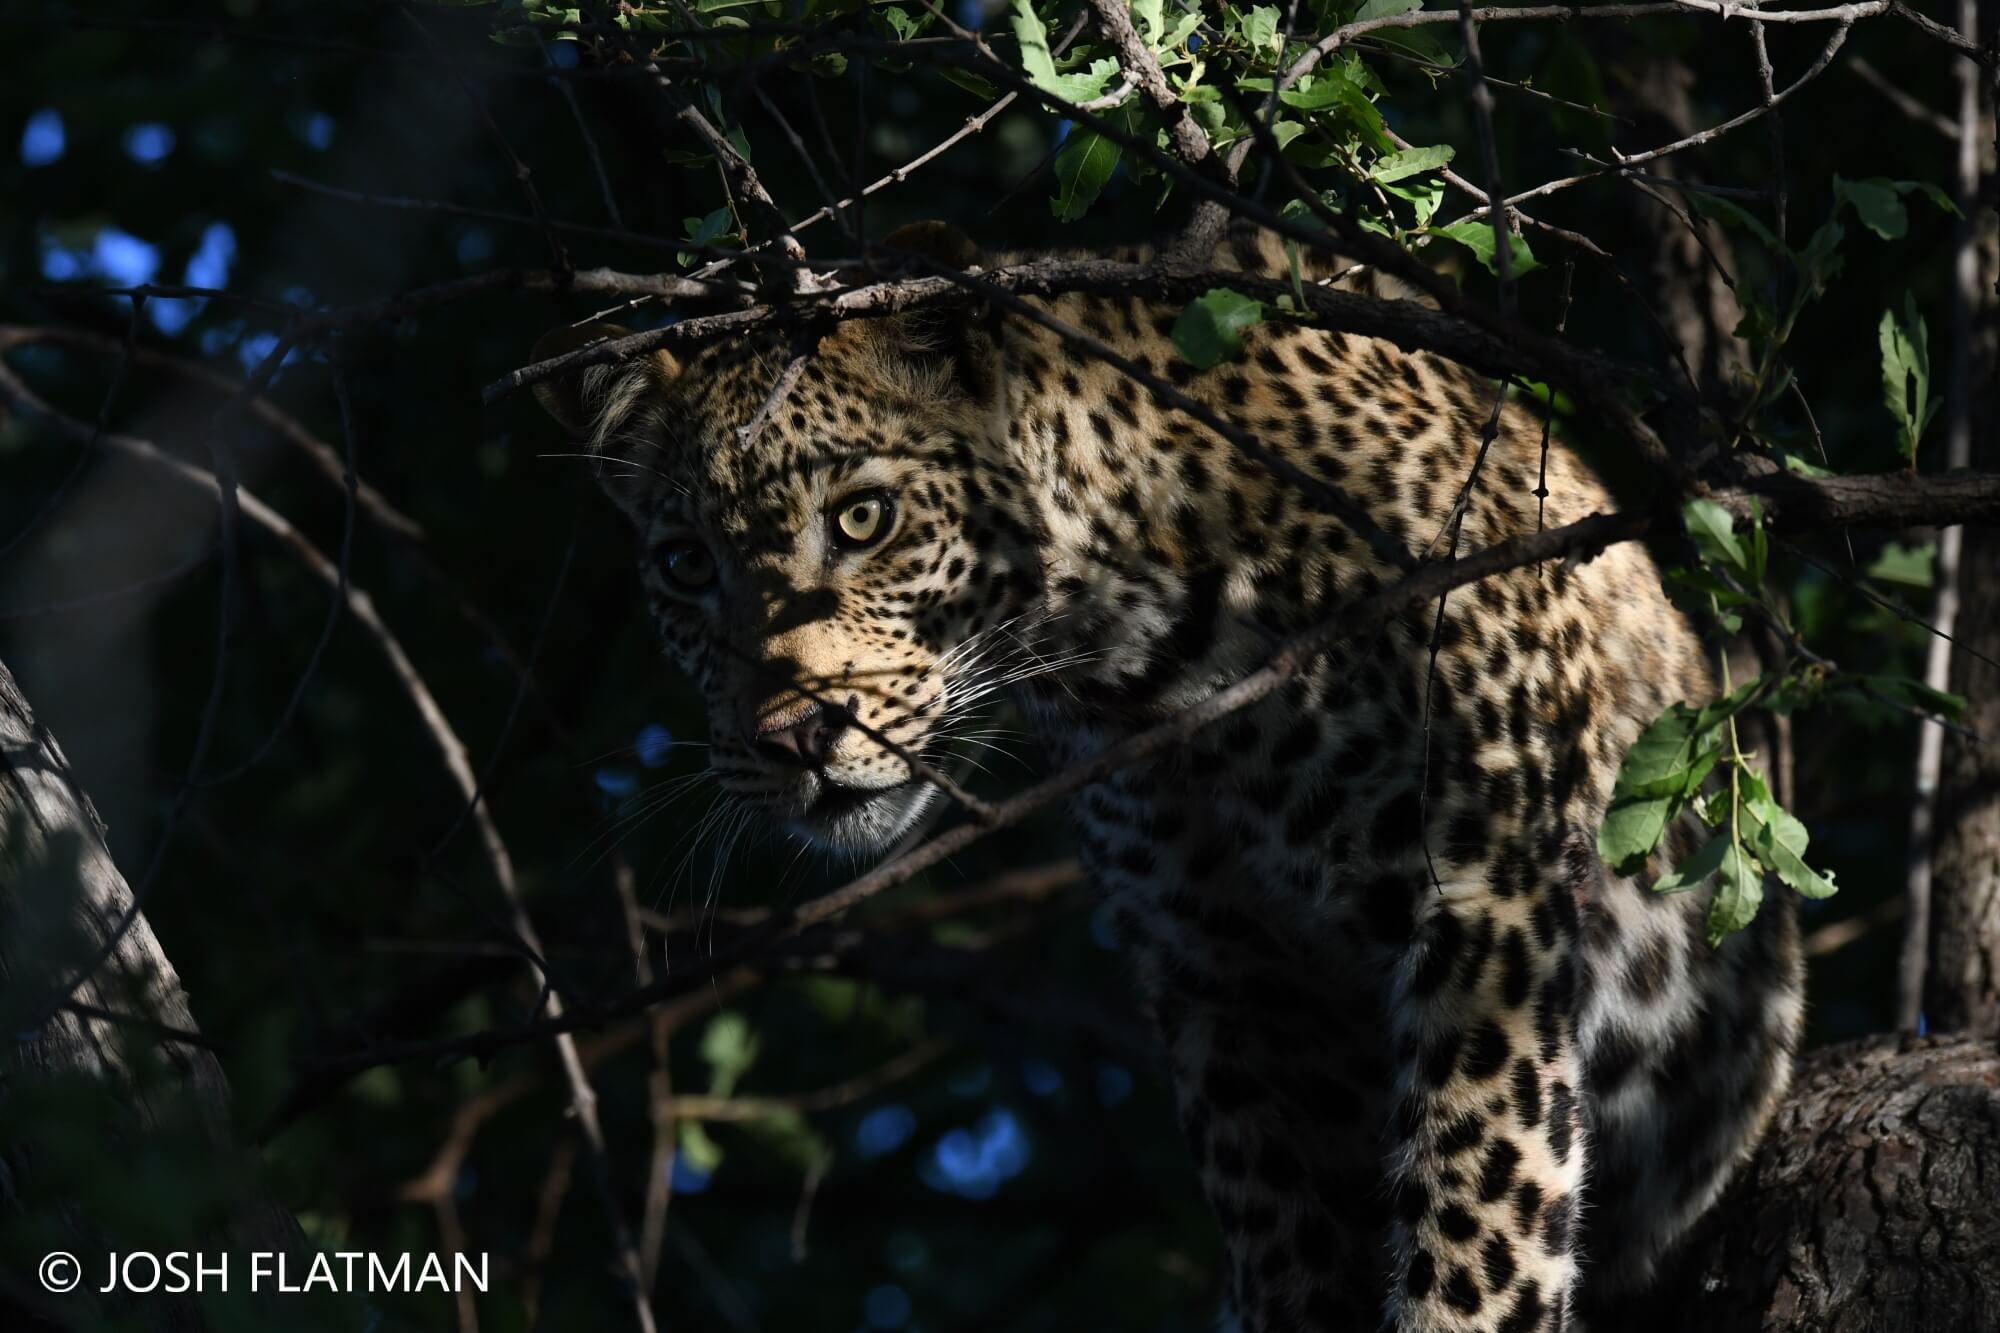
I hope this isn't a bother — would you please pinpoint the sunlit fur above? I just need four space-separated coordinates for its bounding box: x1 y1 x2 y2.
543 226 1803 1333
569 302 1050 853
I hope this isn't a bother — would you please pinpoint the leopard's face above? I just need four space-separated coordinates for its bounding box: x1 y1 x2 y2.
541 321 1042 853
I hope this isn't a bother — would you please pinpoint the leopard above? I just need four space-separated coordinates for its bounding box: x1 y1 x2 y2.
528 222 1803 1333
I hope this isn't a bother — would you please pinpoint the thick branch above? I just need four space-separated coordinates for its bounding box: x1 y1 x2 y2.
0 659 303 1328
1085 0 1217 178
1619 1035 2000 1330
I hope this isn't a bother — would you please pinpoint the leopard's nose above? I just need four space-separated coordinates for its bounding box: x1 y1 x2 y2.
753 699 853 769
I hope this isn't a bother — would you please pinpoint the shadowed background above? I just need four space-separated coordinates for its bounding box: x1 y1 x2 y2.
0 2 1987 1330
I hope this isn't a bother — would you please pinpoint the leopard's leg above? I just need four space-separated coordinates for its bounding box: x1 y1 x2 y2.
1379 866 1585 1333
1120 891 1397 1332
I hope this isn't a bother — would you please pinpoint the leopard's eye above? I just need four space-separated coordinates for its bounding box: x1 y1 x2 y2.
658 540 716 591
832 492 895 550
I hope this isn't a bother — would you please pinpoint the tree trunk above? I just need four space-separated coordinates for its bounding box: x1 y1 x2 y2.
1932 508 2000 1034
1927 80 2000 1036
0 656 302 1330
1624 1035 2000 1332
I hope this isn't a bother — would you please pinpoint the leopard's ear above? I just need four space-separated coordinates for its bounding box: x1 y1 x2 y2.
868 222 997 400
527 322 680 437
878 220 982 271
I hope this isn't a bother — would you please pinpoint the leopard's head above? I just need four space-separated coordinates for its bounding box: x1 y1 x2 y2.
531 226 1044 853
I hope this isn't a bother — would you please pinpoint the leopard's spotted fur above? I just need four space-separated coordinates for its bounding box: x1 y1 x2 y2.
533 225 1802 1332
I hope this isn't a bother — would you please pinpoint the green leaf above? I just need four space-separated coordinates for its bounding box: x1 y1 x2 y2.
1369 144 1454 183
1688 192 1781 252
1678 497 1763 591
678 206 733 265
1844 673 1967 722
1864 540 1935 588
1370 24 1457 64
684 207 730 244
742 1108 835 1173
1705 838 1765 945
1691 675 1767 734
1050 131 1122 222
1276 60 1394 150
1242 4 1280 54
1752 813 1836 899
1009 0 1063 87
1774 444 1833 477
679 1121 724 1173
1612 702 1725 801
1160 11 1204 53
1835 175 1961 239
1172 288 1265 369
1903 179 1959 215
1653 831 1729 894
1879 292 1939 460
699 1011 759 1097
1793 220 1846 297
1664 565 1753 611
1382 175 1444 227
1430 217 1541 276
1682 498 1749 580
939 67 1000 99
1740 773 1838 900
1599 795 1675 873
1279 73 1349 110
1746 496 1768 585
1132 0 1164 44
1833 175 1908 240
1010 0 1119 101
1354 0 1422 17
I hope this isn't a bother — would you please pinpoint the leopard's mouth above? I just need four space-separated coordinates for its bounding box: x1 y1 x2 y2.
786 769 939 852
805 772 904 820
771 730 955 853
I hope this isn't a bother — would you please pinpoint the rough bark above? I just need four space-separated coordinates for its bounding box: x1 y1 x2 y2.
0 656 301 1329
1928 103 2000 1036
1623 1034 2000 1333
1932 511 2000 1034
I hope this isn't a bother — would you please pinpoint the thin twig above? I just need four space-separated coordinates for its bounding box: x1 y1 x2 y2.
631 50 812 287
662 1038 950 1121
1458 1 1517 314
405 8 573 276
1846 53 1960 136
1277 0 1989 97
1748 18 1789 242
268 170 793 276
199 342 360 784
0 297 145 560
546 38 627 227
1488 21 1855 213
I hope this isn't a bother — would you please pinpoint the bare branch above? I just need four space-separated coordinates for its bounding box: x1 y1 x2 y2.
1280 0 1991 95
1845 53 1961 136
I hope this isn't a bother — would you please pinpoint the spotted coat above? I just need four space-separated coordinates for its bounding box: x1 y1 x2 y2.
533 225 1803 1332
